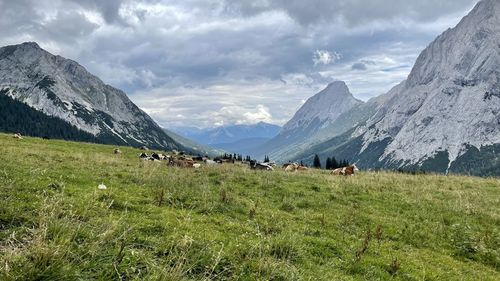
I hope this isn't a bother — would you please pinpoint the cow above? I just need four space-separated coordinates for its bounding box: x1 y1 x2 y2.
193 156 204 161
204 159 218 165
139 152 149 159
13 133 23 139
114 148 122 154
169 158 195 168
284 163 299 172
331 165 359 176
151 153 167 160
297 166 309 171
249 160 274 171
140 146 149 151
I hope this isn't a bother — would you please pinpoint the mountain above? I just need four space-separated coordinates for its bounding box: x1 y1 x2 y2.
0 42 183 151
250 81 363 159
211 137 271 155
163 129 225 157
171 122 281 154
294 0 500 176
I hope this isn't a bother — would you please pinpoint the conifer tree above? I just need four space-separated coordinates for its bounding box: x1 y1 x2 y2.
326 157 332 170
331 157 339 169
313 154 321 169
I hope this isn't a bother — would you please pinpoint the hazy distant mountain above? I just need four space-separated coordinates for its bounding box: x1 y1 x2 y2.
211 137 271 155
171 122 281 154
294 0 500 176
0 42 183 151
163 129 224 157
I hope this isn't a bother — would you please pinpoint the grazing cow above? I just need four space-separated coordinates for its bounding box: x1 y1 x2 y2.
331 165 359 176
114 148 122 154
139 153 149 159
13 133 23 139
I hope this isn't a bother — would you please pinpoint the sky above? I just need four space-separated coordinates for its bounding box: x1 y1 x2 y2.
0 0 479 129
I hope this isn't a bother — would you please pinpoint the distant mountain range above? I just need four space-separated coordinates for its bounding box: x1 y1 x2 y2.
254 0 500 176
0 42 189 151
171 122 281 155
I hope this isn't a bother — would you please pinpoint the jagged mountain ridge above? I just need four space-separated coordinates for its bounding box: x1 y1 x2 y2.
0 42 182 150
294 0 500 175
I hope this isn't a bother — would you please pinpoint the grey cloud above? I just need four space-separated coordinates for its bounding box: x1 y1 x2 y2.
67 0 125 24
225 0 477 26
43 11 99 43
351 62 367 71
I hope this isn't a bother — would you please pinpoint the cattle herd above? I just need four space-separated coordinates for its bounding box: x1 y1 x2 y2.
132 148 360 176
9 133 359 175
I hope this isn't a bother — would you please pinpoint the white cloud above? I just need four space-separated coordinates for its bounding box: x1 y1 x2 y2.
313 50 342 66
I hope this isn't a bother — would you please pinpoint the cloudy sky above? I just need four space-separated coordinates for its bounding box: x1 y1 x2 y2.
0 0 479 128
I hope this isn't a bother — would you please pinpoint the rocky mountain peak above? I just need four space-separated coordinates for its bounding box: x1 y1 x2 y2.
325 80 348 90
278 81 363 138
0 42 182 151
406 0 499 88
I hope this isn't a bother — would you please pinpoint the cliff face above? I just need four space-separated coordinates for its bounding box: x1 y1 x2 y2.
0 42 181 150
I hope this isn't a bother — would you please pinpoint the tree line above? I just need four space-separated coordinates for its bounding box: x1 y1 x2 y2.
0 91 100 143
313 154 350 170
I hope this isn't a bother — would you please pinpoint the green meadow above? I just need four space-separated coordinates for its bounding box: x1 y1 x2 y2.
0 133 498 280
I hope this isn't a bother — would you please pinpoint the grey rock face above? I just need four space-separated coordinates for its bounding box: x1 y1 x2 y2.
0 42 180 150
357 0 500 169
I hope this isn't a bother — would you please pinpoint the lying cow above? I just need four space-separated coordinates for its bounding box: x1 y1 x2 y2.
284 163 299 172
249 161 274 171
204 159 218 165
139 153 159 161
297 166 309 171
13 133 23 139
331 165 359 176
151 153 167 160
169 158 195 168
284 163 309 172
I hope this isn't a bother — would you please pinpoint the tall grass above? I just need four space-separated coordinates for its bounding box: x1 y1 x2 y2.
0 133 498 280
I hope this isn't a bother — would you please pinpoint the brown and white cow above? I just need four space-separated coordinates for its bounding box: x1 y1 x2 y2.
297 166 309 171
169 158 195 168
284 163 298 172
331 165 359 176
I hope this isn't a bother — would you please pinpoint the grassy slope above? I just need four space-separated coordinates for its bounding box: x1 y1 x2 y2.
0 133 498 280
